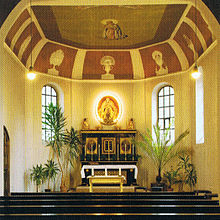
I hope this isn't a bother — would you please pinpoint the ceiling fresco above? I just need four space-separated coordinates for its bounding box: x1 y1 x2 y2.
83 51 133 80
3 3 216 80
139 43 182 78
34 42 77 78
186 6 213 48
32 5 187 49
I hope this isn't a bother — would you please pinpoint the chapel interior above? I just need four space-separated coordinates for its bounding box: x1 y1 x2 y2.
0 0 219 216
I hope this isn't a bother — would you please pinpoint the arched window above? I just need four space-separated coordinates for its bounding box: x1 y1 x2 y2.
157 86 175 142
42 85 57 141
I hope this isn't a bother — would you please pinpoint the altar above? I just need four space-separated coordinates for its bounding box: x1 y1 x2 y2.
80 130 138 186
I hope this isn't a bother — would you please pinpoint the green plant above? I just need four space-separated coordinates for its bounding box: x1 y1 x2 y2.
136 124 189 183
43 159 60 191
43 103 81 191
63 127 81 180
163 167 180 189
30 164 45 192
178 154 197 191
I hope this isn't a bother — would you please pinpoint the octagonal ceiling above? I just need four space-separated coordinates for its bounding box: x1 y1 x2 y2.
32 5 186 49
3 0 216 80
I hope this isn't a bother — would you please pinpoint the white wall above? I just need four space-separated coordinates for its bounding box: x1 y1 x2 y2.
0 35 4 196
1 45 26 193
192 44 220 195
24 74 74 191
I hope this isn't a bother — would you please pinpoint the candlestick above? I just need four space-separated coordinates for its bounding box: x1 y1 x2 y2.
108 146 110 161
132 144 134 161
117 144 119 161
84 145 86 161
91 144 93 161
98 144 100 161
125 144 127 161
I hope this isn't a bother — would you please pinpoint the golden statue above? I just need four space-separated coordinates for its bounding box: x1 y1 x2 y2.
98 96 119 125
82 118 89 130
127 118 135 130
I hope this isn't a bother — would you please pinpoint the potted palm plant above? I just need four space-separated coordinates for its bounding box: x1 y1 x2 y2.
43 159 60 192
136 124 189 184
178 154 197 191
30 164 45 192
43 103 81 192
63 127 81 179
163 167 180 191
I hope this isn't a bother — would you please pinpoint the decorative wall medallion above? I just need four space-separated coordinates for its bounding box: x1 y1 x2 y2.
120 138 132 154
101 19 127 40
97 96 119 125
48 49 64 75
102 137 116 154
152 50 168 75
86 138 98 154
100 56 115 79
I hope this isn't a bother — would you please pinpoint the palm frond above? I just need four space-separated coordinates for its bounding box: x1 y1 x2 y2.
135 124 189 176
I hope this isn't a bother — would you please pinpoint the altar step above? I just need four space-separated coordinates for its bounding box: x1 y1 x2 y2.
76 185 135 193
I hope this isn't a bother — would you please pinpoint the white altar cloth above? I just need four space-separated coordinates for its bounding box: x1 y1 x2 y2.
81 164 138 179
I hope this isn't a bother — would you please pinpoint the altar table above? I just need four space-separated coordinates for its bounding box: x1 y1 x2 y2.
81 164 138 179
87 175 126 192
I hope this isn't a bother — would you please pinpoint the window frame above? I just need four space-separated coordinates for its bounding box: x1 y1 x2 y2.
157 85 175 141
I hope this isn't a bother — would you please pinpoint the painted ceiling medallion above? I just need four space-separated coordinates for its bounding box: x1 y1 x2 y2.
97 96 119 125
100 56 115 79
48 49 64 76
101 19 128 40
152 50 168 75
